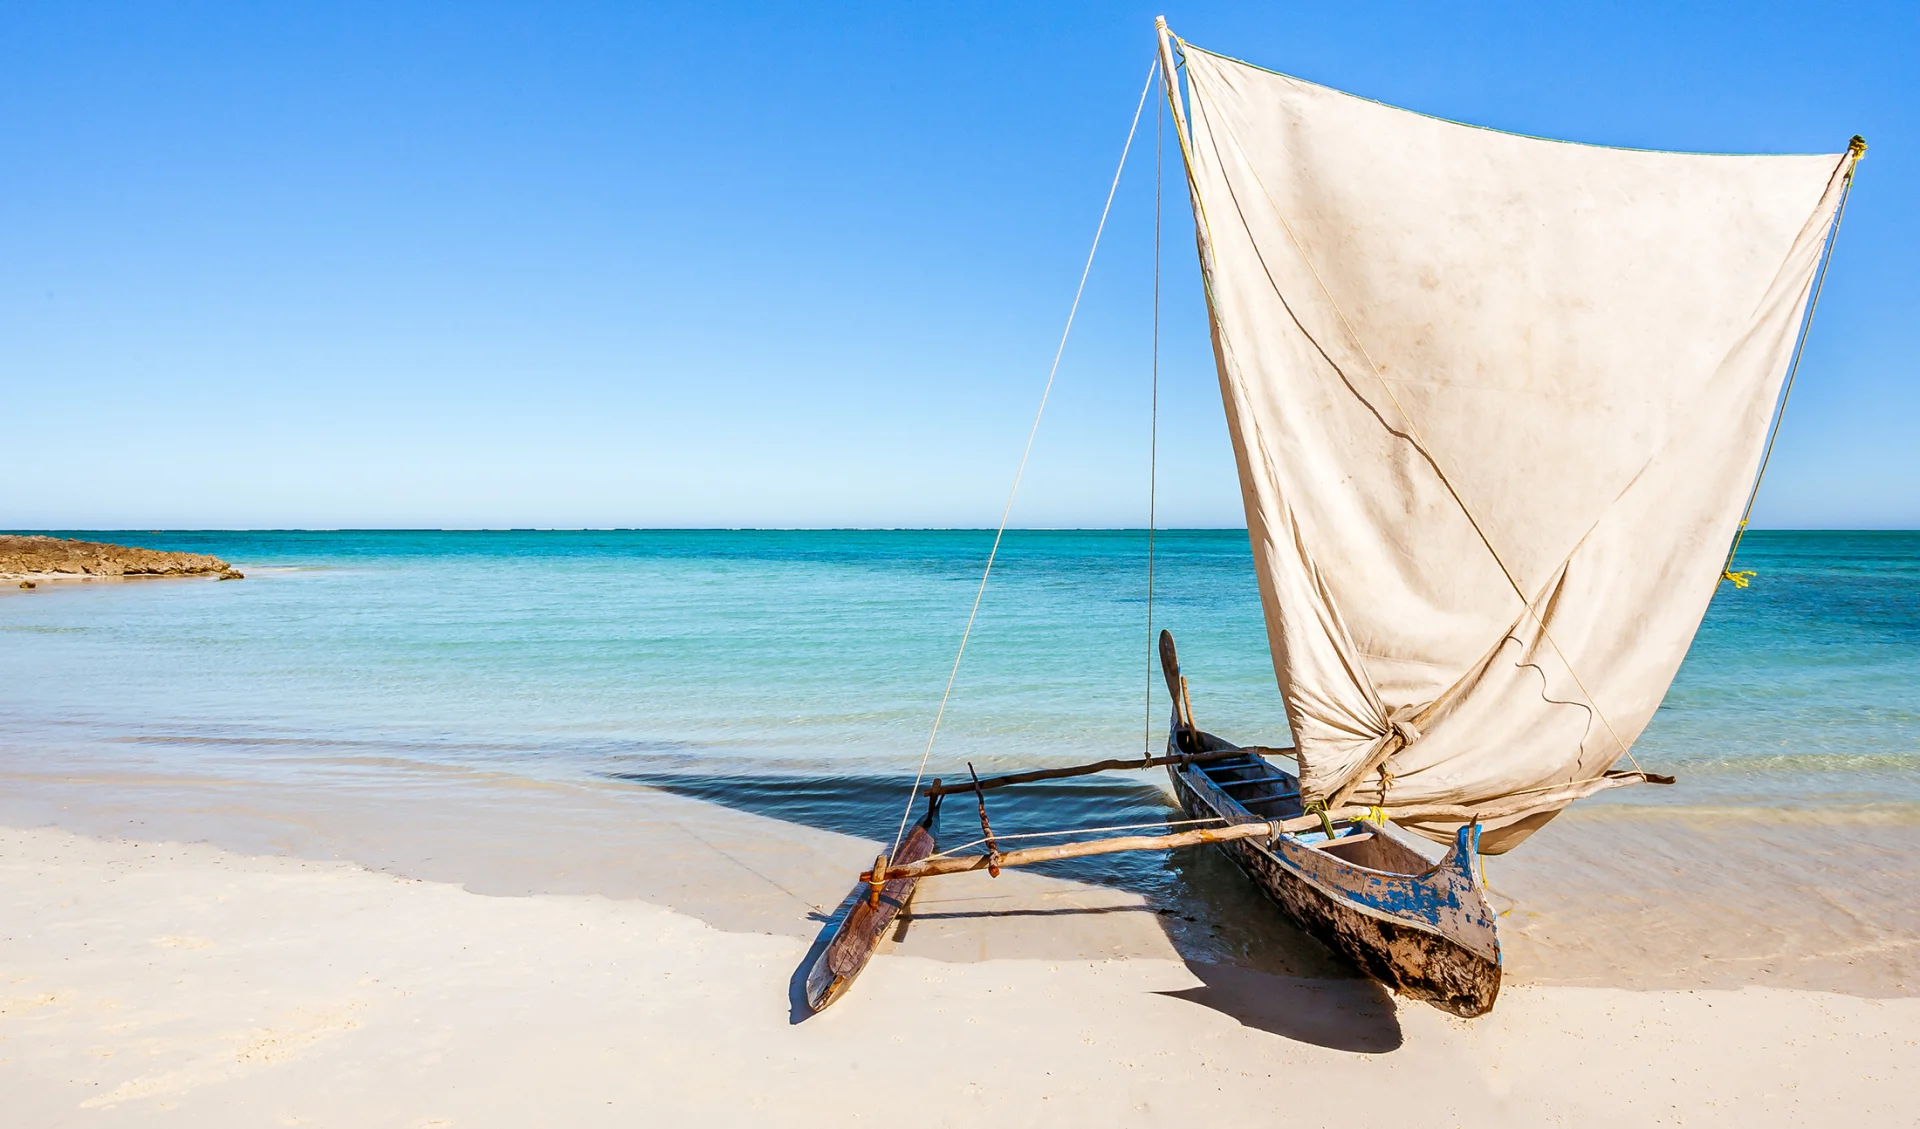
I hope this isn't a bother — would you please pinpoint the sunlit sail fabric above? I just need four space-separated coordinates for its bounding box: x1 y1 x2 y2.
1177 43 1855 849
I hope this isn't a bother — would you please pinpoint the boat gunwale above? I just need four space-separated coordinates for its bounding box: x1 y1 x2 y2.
1170 744 1504 1015
1179 738 1461 887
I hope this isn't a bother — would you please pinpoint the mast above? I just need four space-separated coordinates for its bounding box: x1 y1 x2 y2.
1153 18 1215 291
1153 19 1186 145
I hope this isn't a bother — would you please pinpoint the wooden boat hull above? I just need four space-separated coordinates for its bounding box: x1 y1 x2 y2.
1168 733 1502 1017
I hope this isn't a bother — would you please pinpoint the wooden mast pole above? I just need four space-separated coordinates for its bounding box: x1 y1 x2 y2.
1154 15 1225 339
1154 18 1186 144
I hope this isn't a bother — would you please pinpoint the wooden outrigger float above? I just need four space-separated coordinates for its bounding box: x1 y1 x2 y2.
803 16 1855 1017
803 792 942 1012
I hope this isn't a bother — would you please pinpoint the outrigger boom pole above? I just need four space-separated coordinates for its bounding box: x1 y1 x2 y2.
862 820 1280 884
862 769 1672 885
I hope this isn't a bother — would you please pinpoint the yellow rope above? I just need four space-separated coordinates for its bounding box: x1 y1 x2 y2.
1476 851 1511 917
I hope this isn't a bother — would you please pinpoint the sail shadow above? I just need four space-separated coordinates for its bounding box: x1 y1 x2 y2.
609 769 1177 851
1157 961 1403 1052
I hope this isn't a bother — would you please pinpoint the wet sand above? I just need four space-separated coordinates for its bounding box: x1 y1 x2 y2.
1493 802 1920 995
1 748 1914 994
2 749 1916 1123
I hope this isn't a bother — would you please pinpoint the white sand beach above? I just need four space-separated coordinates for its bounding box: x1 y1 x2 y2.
3 754 1916 1126
7 0 1915 1120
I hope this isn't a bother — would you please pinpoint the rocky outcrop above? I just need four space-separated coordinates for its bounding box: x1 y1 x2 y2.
0 535 240 581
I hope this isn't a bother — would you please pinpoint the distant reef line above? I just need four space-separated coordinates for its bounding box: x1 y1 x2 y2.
2 535 242 587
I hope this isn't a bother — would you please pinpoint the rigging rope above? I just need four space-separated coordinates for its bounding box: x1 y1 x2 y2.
926 815 1228 862
1721 138 1864 589
1144 62 1163 758
887 57 1162 861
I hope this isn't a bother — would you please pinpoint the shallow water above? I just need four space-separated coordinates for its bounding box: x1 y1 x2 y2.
4 529 1914 789
2 528 1916 983
0 530 1279 786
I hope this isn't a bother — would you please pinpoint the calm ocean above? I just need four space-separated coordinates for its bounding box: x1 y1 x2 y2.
3 529 1916 847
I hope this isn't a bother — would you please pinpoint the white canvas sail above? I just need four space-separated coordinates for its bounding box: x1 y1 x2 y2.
1167 35 1858 850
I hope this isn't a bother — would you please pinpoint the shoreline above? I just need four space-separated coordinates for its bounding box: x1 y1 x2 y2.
0 571 239 586
1 746 1913 997
4 820 1916 1125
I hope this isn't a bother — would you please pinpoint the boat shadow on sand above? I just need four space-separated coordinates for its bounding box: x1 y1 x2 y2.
615 770 1403 1052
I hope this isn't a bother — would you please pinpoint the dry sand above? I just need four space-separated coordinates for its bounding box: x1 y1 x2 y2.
2 753 1916 1125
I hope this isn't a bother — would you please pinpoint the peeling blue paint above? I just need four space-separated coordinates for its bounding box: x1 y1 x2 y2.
1178 748 1500 960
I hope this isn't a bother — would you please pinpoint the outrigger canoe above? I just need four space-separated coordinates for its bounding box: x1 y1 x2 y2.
799 13 1856 1018
803 631 1502 1017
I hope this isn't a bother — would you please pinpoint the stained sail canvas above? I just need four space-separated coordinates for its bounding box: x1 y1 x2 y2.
1177 45 1857 849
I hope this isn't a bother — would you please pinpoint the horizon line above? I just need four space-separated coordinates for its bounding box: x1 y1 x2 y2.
8 526 1917 535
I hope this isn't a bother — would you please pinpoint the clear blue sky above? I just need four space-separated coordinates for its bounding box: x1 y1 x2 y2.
3 2 1913 529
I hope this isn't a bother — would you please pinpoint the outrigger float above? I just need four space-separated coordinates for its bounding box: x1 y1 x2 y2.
804 17 1859 1017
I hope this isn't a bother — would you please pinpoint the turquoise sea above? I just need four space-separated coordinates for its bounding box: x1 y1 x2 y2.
3 529 1916 857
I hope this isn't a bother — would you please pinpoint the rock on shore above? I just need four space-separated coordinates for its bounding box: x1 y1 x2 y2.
0 535 240 581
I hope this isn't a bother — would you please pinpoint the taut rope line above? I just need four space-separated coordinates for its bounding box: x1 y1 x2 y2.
887 58 1161 860
1144 61 1164 758
1721 137 1864 588
928 815 1230 862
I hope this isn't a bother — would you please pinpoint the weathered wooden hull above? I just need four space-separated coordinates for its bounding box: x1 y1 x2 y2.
1169 732 1502 1017
803 797 940 1012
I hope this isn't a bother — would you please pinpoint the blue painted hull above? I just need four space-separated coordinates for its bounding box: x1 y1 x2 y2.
1169 731 1502 1016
